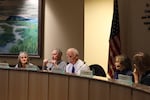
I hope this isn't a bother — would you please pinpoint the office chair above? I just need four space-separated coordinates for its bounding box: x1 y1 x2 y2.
89 64 106 77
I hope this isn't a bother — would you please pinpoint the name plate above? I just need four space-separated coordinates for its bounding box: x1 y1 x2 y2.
117 74 133 85
26 65 39 71
51 67 65 74
80 70 93 77
0 63 9 68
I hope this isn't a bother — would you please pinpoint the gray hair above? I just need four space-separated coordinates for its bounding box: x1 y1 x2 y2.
67 48 79 56
52 48 62 56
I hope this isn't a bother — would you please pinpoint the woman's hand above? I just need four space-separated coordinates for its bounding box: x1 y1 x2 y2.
133 67 139 84
43 59 49 66
50 60 58 67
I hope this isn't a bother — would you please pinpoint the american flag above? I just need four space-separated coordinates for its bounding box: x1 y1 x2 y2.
108 0 121 78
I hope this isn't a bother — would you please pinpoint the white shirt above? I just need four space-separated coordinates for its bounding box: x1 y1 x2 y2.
66 59 89 75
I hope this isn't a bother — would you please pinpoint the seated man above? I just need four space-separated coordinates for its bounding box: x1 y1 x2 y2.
66 48 89 75
42 48 66 71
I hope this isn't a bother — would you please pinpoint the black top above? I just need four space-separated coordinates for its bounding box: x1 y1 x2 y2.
140 70 150 86
114 68 134 82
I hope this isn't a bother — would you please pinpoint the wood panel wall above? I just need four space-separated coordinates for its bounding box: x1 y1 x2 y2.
0 68 150 100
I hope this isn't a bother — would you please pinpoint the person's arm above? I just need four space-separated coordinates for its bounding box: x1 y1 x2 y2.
133 68 139 84
15 64 18 68
42 59 49 70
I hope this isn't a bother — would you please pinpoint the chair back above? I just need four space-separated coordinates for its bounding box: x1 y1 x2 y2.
89 64 106 77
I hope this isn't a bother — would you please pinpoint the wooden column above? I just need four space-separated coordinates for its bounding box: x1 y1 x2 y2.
132 90 150 100
89 79 110 100
110 84 132 100
49 74 69 100
0 69 8 100
68 76 89 100
28 71 49 100
9 70 28 100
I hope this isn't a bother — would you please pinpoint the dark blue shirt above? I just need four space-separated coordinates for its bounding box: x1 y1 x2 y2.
114 68 133 81
140 70 150 86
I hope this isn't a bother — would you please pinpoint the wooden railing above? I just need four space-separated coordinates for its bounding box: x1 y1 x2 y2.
0 68 150 100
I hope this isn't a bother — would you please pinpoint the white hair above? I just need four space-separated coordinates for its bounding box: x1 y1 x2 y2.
67 48 79 56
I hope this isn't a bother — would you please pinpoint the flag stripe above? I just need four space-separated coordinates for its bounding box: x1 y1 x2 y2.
110 35 121 55
108 0 121 78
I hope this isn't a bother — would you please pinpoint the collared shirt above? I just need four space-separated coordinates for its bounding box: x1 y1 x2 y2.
66 59 89 75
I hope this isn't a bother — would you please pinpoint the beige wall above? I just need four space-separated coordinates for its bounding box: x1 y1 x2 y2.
44 0 84 61
84 0 113 73
120 0 150 57
118 0 150 58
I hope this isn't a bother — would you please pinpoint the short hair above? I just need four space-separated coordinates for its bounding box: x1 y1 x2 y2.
67 48 79 57
52 48 63 57
115 55 132 70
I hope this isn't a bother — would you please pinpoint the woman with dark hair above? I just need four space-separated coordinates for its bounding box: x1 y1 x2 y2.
132 52 150 86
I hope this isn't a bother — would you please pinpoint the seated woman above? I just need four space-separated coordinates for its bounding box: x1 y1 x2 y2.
114 55 133 81
132 52 150 86
15 51 39 70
